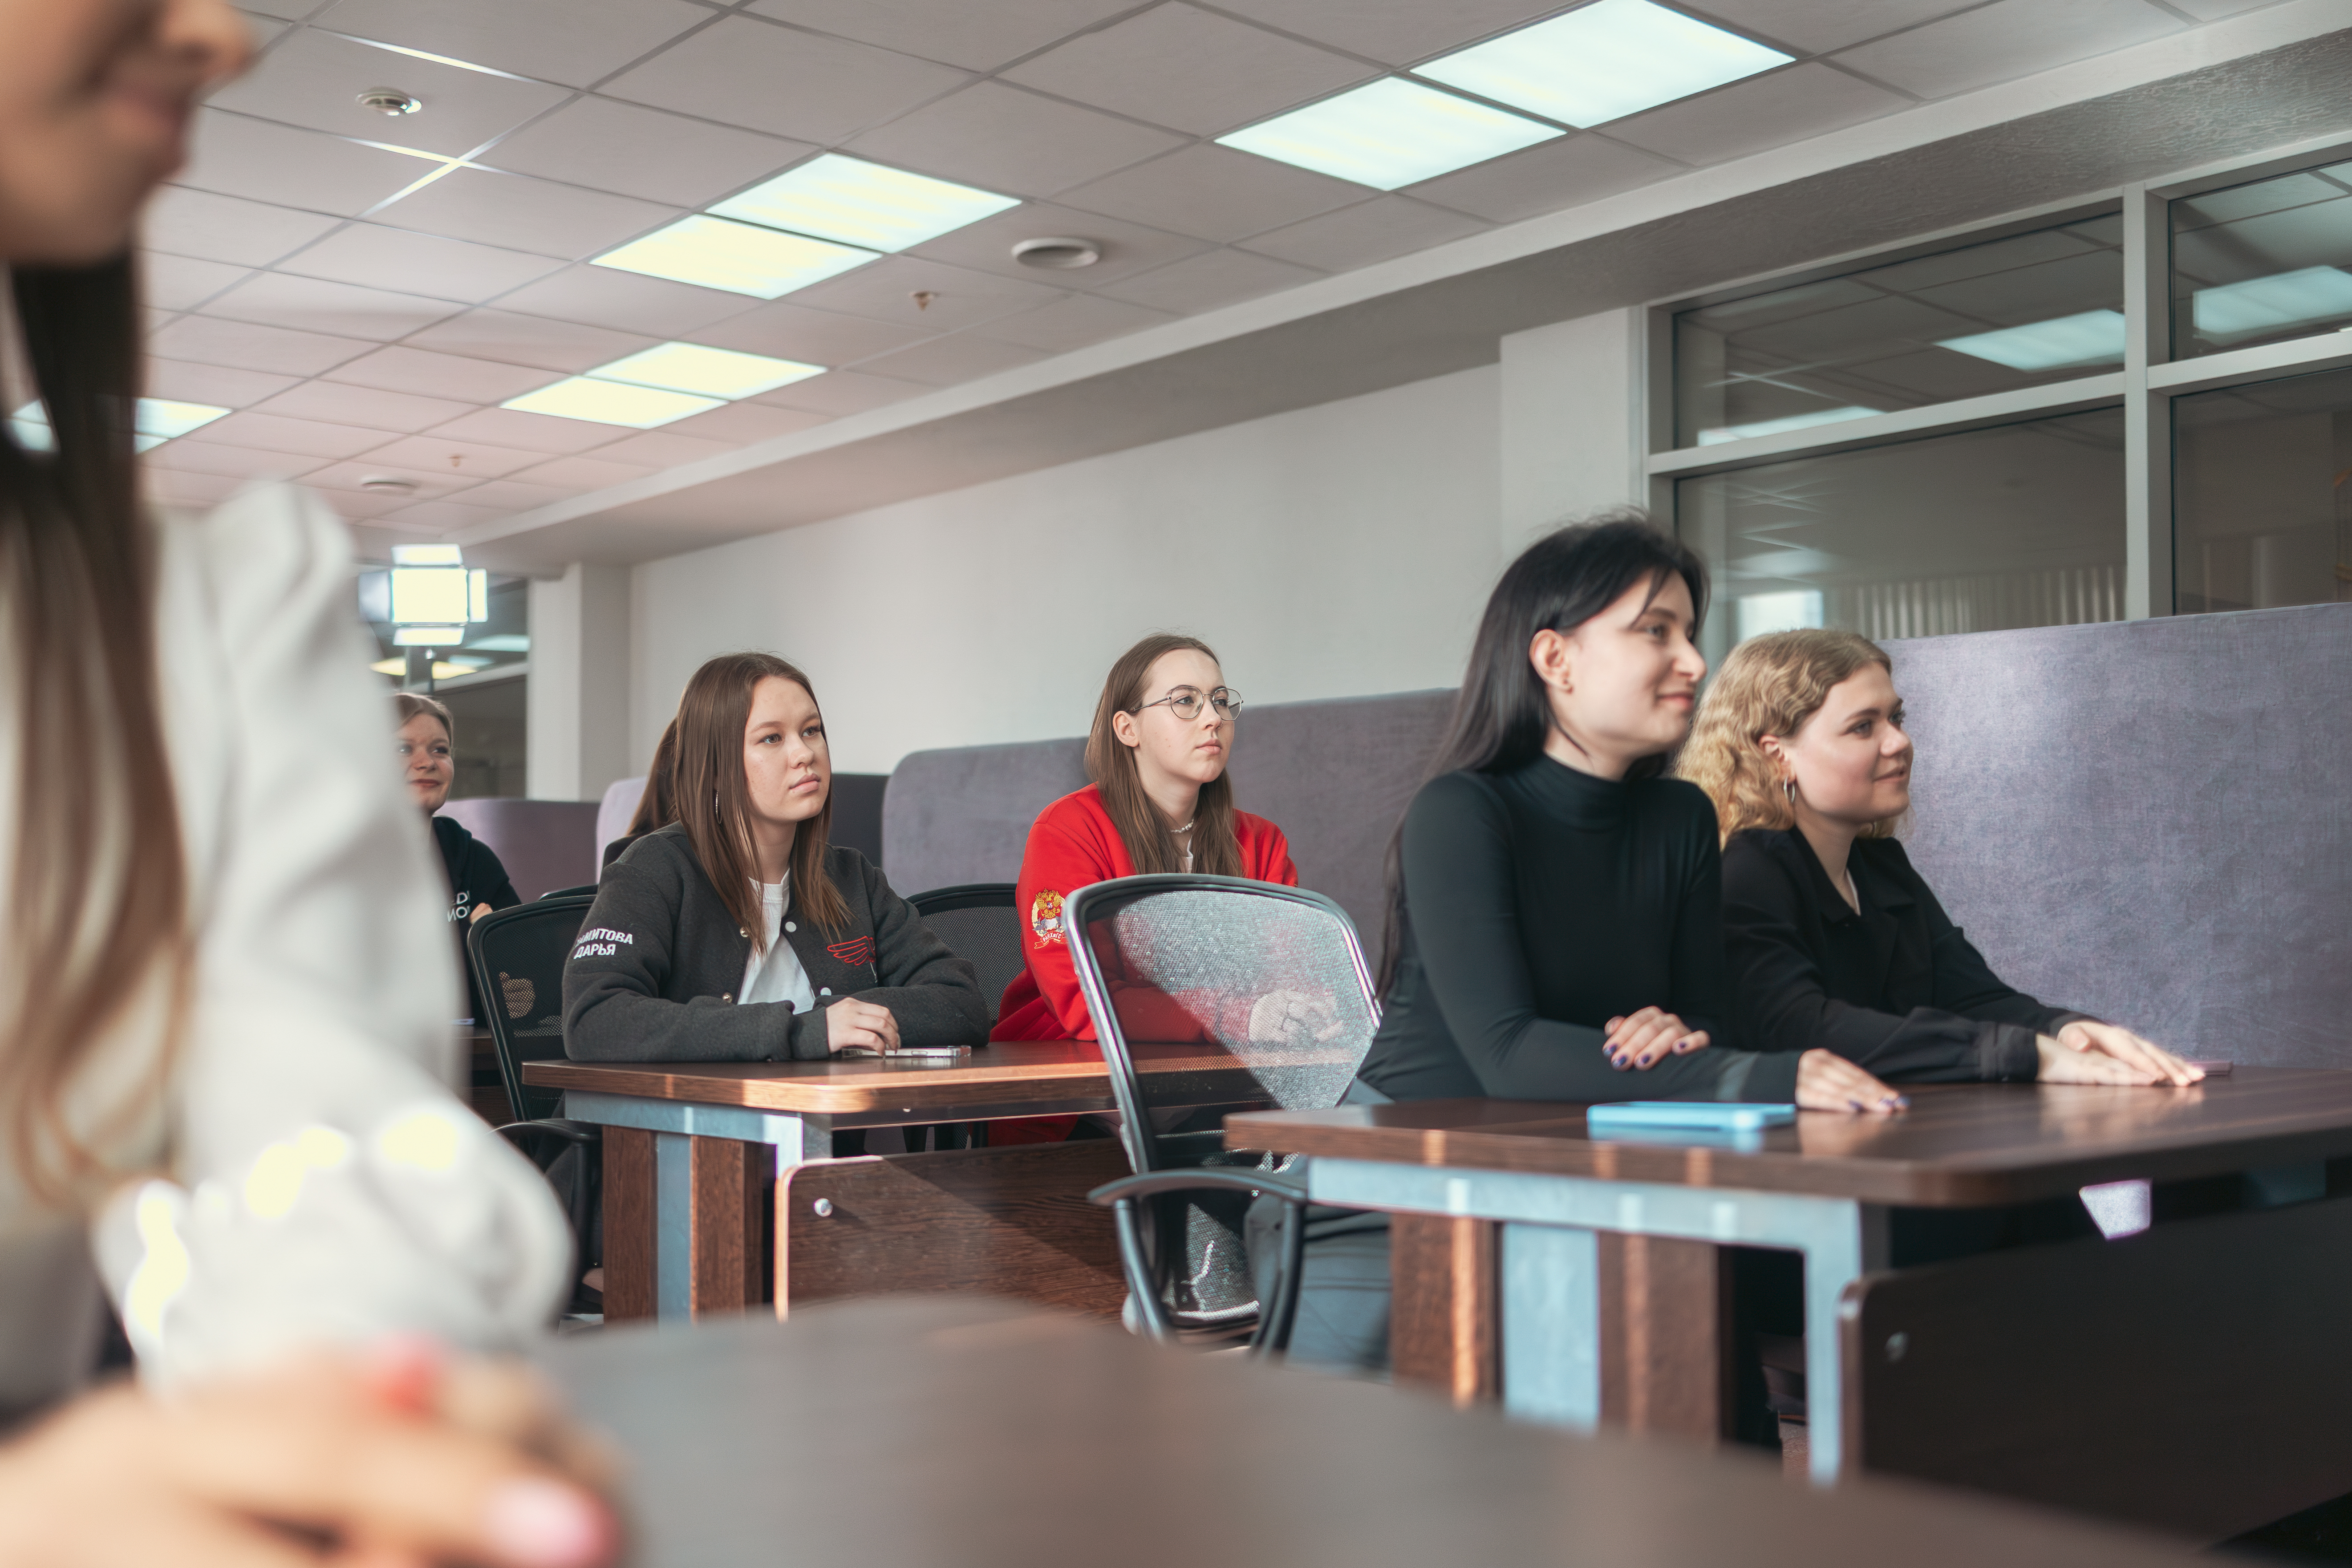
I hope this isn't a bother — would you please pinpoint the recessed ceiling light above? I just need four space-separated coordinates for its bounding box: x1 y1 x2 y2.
1012 237 1101 269
711 154 1018 254
1694 405 1879 446
1417 0 1791 127
1217 77 1561 191
588 342 824 400
1938 310 2127 371
357 87 421 116
501 377 723 429
392 543 463 564
592 214 877 300
2190 266 2352 343
12 396 226 451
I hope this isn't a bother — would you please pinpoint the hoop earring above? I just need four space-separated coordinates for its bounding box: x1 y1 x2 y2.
1782 776 1798 805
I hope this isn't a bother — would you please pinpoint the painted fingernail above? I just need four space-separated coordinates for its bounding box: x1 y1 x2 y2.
485 1479 610 1568
1611 1054 1626 1068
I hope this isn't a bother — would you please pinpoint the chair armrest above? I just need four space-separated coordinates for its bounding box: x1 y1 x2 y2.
1087 1168 1307 1207
497 1118 600 1151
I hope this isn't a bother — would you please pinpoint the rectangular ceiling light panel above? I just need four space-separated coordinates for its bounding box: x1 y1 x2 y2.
13 396 227 450
1938 310 2127 371
1694 405 1878 446
1417 0 1790 128
1218 77 1560 191
502 377 723 428
2192 267 2352 343
593 214 877 299
712 154 1019 253
590 342 825 399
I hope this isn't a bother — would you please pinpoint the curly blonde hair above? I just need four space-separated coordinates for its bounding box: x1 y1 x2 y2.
1678 628 1900 846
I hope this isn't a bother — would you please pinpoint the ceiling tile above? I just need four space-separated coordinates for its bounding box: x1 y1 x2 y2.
381 497 509 529
371 168 680 261
448 479 579 512
204 29 570 158
1679 0 1980 54
302 485 424 521
489 265 763 337
745 0 1137 71
276 222 564 302
782 256 1067 332
144 253 253 311
851 333 1052 386
1832 0 2184 99
235 10 292 45
845 82 1187 199
177 109 432 215
321 346 564 402
425 407 624 454
145 468 246 508
316 0 714 89
753 369 928 416
1002 5 1375 137
194 409 392 458
601 16 970 146
150 314 375 375
1606 64 1909 165
1207 0 1562 66
1405 133 1681 222
401 308 659 373
968 292 1177 352
144 185 344 266
1058 144 1369 243
143 439 326 479
250 381 478 432
511 454 657 490
662 401 834 444
142 359 301 408
2164 0 2279 15
198 272 464 340
684 302 931 367
591 429 736 467
303 458 483 501
1096 247 1323 312
1240 194 1488 270
903 201 1212 287
481 97 813 208
360 434 547 479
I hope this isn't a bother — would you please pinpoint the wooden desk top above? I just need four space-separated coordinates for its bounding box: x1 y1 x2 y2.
541 1296 2198 1568
522 1040 1258 1117
1225 1067 2352 1206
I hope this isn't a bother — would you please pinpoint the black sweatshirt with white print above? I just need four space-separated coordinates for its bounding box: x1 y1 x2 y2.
562 822 987 1062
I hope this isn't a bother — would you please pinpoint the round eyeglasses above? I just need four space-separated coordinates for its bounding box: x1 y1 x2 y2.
1137 687 1243 721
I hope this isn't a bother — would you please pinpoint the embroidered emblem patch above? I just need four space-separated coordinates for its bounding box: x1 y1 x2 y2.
827 936 874 968
1030 890 1065 946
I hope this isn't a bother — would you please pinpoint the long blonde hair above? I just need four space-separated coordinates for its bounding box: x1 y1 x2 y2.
1679 629 1901 845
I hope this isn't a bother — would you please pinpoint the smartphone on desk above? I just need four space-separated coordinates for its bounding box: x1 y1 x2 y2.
1586 1101 1797 1134
838 1046 973 1060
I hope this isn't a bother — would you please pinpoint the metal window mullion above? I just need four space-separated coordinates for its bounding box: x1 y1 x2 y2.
2122 183 2171 620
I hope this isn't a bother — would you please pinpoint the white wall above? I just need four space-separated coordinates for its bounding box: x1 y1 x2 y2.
631 365 1506 777
527 562 631 800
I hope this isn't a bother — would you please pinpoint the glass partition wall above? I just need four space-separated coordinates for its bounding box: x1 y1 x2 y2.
1652 142 2352 657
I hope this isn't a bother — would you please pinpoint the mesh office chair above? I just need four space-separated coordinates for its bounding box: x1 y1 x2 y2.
467 896 599 1248
1068 875 1379 1356
904 883 1019 1151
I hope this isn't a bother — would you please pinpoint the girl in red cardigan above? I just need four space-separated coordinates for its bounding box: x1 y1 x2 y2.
992 634 1302 1140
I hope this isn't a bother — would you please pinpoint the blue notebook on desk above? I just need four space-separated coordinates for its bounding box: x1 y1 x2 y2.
1586 1101 1796 1134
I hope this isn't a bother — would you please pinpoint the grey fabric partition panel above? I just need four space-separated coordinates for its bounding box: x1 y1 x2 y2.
1887 602 2351 1067
882 737 1087 894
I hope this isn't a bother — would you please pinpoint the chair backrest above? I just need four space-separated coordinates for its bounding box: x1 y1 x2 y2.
908 883 1022 1028
539 884 599 900
468 895 595 1125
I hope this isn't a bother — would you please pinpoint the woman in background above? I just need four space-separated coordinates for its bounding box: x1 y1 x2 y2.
601 718 677 869
398 691 520 1021
0 0 608 1560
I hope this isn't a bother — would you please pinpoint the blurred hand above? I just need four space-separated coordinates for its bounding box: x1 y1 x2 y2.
1796 1049 1907 1114
2053 1021 2202 1086
1603 1007 1709 1070
0 1343 617 1568
1247 988 1342 1045
469 903 492 924
827 997 900 1054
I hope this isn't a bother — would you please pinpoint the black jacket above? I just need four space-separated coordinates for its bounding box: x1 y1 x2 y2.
1720 827 2088 1082
562 823 986 1062
434 814 519 1023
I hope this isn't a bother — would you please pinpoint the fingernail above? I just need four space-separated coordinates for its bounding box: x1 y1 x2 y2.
1610 1055 1626 1068
485 1479 609 1568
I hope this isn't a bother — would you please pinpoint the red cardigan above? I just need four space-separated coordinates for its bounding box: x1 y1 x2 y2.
993 782 1298 1046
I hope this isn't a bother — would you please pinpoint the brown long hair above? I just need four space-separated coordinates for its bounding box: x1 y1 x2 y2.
1677 628 1900 845
626 719 677 836
669 653 848 947
1085 633 1242 876
1 255 189 1202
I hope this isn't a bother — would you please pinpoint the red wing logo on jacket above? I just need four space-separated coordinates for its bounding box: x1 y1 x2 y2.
826 936 874 968
1030 890 1065 947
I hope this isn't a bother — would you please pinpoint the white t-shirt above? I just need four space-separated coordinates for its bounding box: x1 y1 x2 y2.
740 878 818 1015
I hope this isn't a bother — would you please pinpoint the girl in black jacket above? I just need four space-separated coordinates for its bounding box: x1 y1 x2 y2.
563 653 985 1064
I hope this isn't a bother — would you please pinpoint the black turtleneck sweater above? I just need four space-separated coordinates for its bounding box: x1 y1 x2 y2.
1358 757 1802 1106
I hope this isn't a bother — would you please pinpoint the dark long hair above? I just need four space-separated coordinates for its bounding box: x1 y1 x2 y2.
670 653 849 947
1 255 191 1201
1377 512 1707 993
1085 633 1242 876
626 719 677 836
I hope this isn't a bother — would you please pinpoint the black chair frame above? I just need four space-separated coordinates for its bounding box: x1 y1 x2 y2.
902 882 1018 1152
466 896 601 1249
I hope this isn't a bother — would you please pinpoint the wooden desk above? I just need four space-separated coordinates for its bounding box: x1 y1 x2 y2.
539 1294 2205 1568
523 1042 1262 1322
1226 1069 2352 1487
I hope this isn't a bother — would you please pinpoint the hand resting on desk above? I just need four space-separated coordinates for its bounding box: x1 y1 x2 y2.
2040 1021 2204 1086
827 997 901 1054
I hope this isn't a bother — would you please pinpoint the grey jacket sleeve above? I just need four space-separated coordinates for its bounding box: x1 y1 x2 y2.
561 858 794 1062
788 857 988 1055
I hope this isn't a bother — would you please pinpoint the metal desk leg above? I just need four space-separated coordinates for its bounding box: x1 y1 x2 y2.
1500 1223 1602 1430
1798 1200 1888 1486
